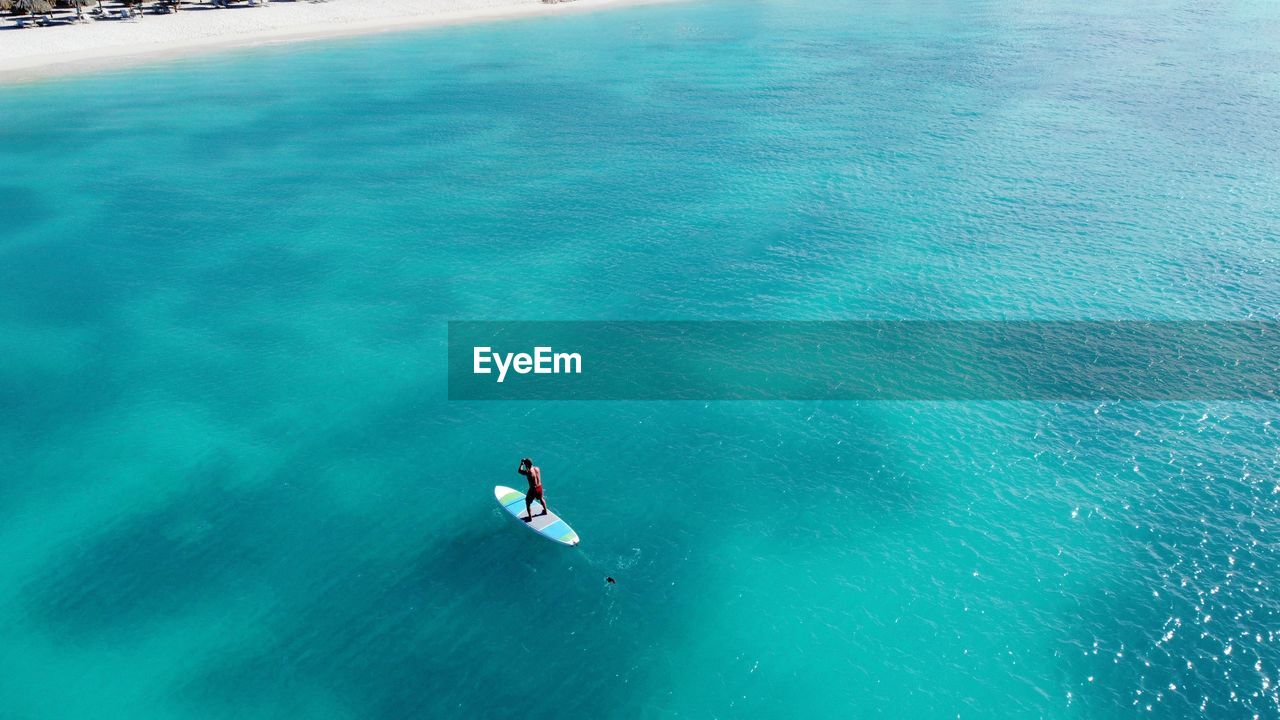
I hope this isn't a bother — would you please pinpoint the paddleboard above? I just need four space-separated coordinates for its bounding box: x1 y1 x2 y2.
494 485 580 546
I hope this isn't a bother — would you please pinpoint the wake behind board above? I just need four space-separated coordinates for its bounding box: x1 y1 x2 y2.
494 486 580 546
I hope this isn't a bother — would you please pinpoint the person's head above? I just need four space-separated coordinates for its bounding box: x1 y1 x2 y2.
522 457 533 468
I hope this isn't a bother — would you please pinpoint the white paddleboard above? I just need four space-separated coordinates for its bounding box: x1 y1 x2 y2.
494 485 580 546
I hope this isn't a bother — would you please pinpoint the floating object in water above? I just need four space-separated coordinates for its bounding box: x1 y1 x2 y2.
494 485 580 546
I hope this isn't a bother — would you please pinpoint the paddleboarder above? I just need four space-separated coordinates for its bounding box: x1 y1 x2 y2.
518 457 548 521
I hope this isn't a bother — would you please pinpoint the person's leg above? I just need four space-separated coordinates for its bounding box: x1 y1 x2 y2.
538 491 548 516
524 492 534 522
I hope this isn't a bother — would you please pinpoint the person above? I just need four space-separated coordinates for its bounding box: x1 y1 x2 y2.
517 457 547 521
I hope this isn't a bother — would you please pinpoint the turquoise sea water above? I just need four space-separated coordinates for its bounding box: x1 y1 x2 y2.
2 0 1280 717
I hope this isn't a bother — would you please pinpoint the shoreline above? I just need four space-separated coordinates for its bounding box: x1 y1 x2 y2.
0 0 681 85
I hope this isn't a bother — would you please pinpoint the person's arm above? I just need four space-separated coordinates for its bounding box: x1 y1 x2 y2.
517 460 528 477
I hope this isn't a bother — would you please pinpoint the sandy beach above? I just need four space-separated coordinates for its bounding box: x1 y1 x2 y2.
0 0 672 84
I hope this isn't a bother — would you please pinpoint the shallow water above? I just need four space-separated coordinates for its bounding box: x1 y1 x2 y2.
1 1 1279 717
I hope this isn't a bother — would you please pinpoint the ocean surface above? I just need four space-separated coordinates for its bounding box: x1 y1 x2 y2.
2 1 1279 717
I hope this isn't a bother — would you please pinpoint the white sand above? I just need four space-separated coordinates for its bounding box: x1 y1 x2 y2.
0 0 674 83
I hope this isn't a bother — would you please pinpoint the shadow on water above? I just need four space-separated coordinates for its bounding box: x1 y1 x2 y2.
22 459 287 643
0 185 53 238
178 518 673 719
117 401 833 716
0 232 122 327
